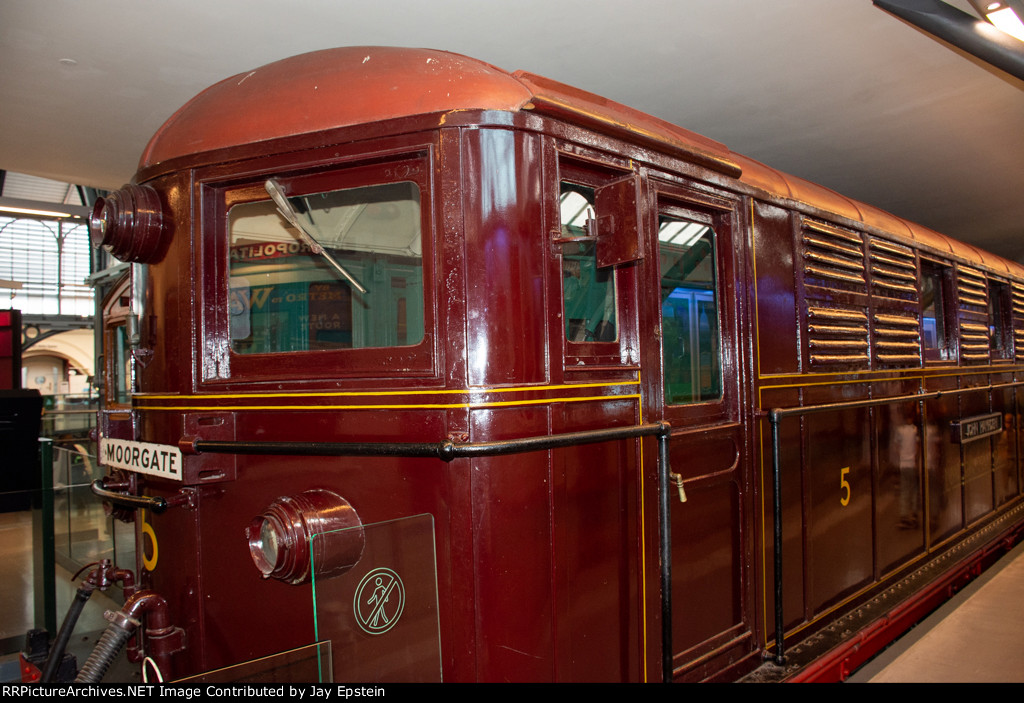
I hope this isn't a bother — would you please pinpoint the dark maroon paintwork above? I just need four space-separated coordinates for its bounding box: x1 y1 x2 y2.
93 47 1024 683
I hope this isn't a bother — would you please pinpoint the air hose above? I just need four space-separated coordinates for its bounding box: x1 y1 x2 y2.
39 585 94 683
74 610 140 683
74 590 179 683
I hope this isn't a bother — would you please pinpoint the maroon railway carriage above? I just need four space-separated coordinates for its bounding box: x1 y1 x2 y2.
84 47 1024 682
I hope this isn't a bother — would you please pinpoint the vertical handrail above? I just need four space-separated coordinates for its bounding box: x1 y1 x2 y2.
657 424 674 682
33 438 57 636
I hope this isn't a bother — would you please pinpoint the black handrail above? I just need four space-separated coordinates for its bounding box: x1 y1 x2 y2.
91 479 169 513
191 423 669 461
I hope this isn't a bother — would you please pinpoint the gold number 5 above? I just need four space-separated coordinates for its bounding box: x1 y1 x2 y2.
840 467 851 507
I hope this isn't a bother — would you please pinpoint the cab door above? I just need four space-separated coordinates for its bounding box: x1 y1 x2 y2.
644 178 753 681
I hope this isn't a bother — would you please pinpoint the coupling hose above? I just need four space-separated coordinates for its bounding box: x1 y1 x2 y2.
74 612 139 683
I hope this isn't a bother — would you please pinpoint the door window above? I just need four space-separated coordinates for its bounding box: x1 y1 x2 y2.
659 214 722 405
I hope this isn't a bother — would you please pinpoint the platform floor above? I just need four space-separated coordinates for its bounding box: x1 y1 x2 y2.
0 508 135 683
849 539 1024 683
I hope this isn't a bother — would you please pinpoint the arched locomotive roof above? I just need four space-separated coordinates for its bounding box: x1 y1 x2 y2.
140 46 1023 279
140 47 536 170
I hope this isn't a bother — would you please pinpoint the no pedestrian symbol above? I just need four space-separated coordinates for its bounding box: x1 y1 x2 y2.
354 568 405 634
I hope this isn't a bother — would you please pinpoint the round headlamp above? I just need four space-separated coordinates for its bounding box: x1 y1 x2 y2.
89 184 170 263
245 490 364 585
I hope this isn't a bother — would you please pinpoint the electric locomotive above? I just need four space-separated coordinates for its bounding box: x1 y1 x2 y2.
82 47 1024 682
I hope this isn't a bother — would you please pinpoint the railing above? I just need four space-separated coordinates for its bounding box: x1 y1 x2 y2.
40 394 98 440
51 442 134 574
0 437 134 657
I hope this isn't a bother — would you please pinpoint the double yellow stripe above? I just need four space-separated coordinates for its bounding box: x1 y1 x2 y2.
133 380 642 411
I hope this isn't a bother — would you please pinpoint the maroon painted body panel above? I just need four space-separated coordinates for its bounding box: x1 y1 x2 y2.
93 47 1024 683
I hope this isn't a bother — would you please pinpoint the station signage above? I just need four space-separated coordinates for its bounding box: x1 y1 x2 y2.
950 412 1003 444
99 437 183 481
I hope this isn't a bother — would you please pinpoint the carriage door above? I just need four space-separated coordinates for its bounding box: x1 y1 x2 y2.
649 182 751 680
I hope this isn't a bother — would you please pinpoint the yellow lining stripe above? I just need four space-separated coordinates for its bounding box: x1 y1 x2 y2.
135 393 642 412
133 380 639 401
757 366 1019 391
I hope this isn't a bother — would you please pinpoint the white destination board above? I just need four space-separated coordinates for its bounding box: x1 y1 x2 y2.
99 437 183 481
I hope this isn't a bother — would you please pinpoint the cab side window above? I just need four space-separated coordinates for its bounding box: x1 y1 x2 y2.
559 183 617 343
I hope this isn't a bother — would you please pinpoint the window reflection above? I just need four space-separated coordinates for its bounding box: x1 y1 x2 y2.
560 183 617 342
111 323 130 405
228 181 424 354
660 215 721 405
921 263 950 362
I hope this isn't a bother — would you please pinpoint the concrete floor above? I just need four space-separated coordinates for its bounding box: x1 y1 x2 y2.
849 540 1024 683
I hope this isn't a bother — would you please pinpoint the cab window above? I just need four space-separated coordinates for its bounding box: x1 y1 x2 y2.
559 182 617 343
227 180 423 355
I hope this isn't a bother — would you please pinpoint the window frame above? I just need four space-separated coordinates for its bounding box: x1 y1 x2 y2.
920 259 955 364
658 209 723 406
554 156 637 369
649 178 740 424
99 274 133 409
198 147 438 385
988 278 1013 362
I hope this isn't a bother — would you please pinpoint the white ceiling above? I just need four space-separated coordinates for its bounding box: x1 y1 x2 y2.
1 1 1022 260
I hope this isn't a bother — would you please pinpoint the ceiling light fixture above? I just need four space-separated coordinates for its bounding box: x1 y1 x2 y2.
0 205 74 219
0 197 90 220
969 0 1024 40
874 0 1024 81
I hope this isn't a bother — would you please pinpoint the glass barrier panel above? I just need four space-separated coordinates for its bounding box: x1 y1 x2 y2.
310 514 440 682
0 491 44 652
52 444 123 568
176 642 333 684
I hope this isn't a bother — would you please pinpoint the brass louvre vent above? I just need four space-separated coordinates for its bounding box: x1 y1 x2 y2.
868 238 921 367
958 266 990 363
957 267 988 310
874 312 921 365
807 305 869 367
869 239 918 301
1012 283 1024 362
802 221 866 292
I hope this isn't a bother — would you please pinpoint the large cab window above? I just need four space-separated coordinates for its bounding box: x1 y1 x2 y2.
205 152 434 381
228 181 423 354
